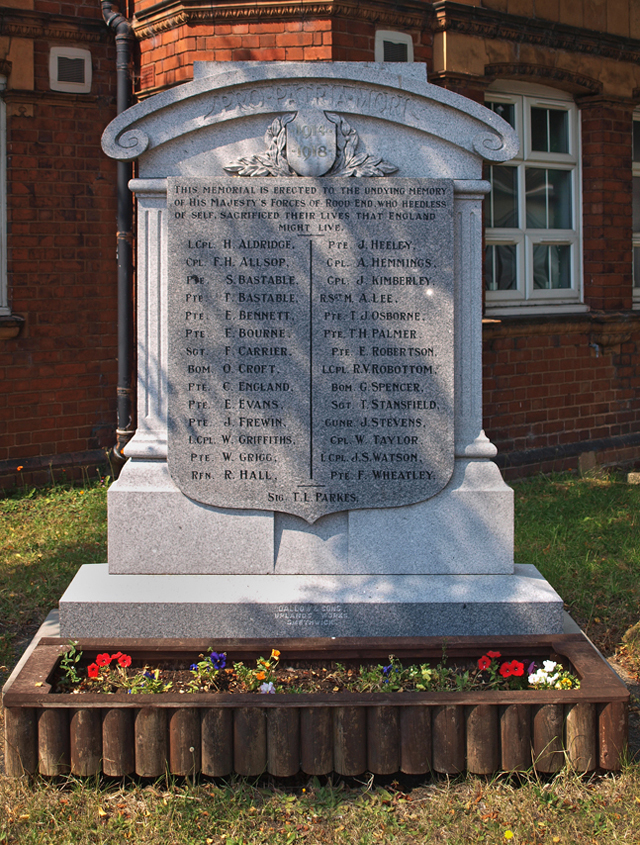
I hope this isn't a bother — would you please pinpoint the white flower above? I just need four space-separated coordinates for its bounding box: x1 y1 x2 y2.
259 682 275 694
542 661 557 673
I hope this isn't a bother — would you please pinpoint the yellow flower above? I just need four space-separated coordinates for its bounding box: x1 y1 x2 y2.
271 649 281 659
504 832 514 840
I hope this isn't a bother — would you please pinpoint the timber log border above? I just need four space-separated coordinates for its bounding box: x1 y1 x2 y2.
3 634 628 778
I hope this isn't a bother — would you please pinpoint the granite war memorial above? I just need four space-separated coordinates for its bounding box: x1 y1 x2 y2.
5 62 631 783
59 61 564 638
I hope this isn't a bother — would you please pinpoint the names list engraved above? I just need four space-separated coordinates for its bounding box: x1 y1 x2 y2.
167 177 454 522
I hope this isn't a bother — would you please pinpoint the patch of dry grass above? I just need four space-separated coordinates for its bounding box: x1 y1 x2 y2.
1 768 640 844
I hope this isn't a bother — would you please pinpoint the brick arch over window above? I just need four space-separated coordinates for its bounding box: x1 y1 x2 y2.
484 63 602 98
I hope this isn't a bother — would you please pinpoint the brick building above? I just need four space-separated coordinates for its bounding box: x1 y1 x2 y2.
0 0 118 487
2 0 640 485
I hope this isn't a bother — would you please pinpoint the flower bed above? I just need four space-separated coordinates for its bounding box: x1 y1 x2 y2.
2 634 628 778
52 643 581 696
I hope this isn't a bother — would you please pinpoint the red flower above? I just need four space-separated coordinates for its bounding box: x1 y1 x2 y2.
499 663 512 678
111 652 123 660
87 663 99 678
486 651 502 659
478 655 491 671
509 661 525 677
117 654 132 668
96 653 112 667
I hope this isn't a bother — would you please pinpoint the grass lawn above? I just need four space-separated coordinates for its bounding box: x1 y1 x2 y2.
1 472 640 844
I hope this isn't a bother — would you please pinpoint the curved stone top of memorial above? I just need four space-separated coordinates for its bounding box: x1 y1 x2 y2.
101 62 518 180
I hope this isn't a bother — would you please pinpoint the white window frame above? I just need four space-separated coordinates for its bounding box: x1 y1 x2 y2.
633 112 640 309
374 31 413 63
49 46 92 94
484 82 586 316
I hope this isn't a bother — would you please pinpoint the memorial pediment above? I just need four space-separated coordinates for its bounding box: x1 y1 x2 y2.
102 62 518 178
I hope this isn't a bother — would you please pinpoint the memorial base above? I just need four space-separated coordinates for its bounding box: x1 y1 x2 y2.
59 563 563 639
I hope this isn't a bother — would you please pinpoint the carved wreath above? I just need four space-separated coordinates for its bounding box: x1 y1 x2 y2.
224 112 397 177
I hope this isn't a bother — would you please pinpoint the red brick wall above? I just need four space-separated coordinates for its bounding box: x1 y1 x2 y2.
483 317 640 477
137 18 431 93
138 21 334 91
580 98 634 312
0 5 118 487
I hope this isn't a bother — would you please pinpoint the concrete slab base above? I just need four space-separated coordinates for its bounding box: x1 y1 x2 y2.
59 563 563 638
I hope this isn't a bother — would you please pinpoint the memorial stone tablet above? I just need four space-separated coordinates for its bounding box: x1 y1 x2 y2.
167 177 454 522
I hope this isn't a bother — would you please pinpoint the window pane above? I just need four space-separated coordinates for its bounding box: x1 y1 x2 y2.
548 110 568 153
533 244 570 289
547 170 572 228
525 169 571 229
488 101 515 128
633 176 640 232
532 244 549 289
531 107 569 154
525 168 548 228
383 41 408 62
485 244 517 291
530 107 548 151
484 244 494 290
490 166 518 228
550 244 571 288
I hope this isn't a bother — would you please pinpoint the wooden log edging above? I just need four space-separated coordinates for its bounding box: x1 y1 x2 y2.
2 634 629 778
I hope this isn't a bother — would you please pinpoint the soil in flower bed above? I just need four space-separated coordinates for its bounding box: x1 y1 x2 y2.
50 644 579 696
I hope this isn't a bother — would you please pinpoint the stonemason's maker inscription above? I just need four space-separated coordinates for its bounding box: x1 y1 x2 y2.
167 177 454 522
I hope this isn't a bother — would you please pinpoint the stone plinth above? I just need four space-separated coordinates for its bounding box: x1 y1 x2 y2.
60 564 561 638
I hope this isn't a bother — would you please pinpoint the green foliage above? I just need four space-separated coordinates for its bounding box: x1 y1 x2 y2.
124 667 173 695
187 650 227 692
233 649 280 692
58 641 82 687
528 659 580 690
82 650 173 694
345 652 476 693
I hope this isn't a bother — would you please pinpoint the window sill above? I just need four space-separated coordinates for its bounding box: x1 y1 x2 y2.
485 302 589 318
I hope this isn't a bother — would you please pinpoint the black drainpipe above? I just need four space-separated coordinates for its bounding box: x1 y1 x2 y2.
101 0 135 466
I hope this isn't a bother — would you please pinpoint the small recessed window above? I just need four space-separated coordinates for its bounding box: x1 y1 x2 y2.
49 47 92 94
375 31 413 63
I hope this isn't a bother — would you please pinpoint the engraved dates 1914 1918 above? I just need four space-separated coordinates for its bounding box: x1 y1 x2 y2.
167 177 454 522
